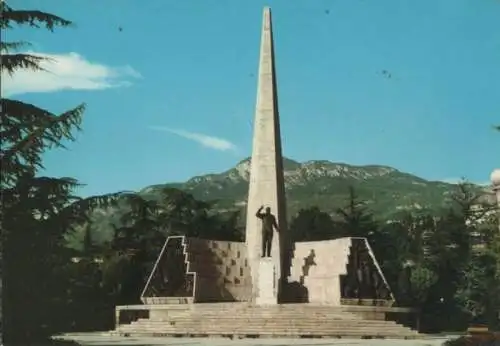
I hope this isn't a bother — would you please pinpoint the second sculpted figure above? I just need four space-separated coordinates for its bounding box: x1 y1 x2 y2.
255 205 279 258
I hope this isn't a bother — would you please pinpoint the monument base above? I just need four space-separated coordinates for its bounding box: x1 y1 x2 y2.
256 258 278 305
114 303 421 339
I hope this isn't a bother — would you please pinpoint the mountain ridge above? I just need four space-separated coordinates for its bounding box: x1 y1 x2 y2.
72 157 494 250
139 157 469 219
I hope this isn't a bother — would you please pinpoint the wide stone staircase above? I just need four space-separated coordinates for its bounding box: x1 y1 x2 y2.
114 303 421 339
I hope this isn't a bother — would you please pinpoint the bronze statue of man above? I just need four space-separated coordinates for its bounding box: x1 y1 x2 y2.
255 205 279 257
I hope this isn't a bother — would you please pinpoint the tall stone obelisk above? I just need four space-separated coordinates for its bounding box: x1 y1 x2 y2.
245 7 288 304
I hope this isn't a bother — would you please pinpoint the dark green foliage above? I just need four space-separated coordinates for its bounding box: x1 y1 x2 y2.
443 337 469 346
1 99 85 187
455 252 500 326
408 265 438 305
289 206 337 241
335 186 378 237
0 2 124 343
444 336 500 346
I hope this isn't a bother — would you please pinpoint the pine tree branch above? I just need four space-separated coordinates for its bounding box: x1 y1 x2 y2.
1 175 80 219
2 177 130 242
0 40 32 53
2 100 84 153
1 99 85 186
0 53 50 75
1 3 73 30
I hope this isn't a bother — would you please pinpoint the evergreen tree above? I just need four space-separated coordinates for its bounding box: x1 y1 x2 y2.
335 186 378 238
289 206 337 242
454 191 500 329
1 2 123 342
335 186 392 265
82 223 95 257
455 251 499 327
1 2 79 187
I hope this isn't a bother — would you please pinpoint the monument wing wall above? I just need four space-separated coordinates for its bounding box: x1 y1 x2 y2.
185 238 251 302
140 236 195 304
141 236 251 304
341 237 395 306
289 238 351 305
289 237 394 306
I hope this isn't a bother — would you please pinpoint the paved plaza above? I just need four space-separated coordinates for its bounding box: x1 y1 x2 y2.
54 332 454 346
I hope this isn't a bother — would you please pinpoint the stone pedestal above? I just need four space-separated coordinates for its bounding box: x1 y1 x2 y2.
256 258 278 305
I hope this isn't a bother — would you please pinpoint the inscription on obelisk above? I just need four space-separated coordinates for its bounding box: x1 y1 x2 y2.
245 7 288 304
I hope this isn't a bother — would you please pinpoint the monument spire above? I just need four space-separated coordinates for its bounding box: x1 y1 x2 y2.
245 7 288 303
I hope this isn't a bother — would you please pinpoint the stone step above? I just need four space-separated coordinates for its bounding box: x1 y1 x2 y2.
133 323 406 331
132 304 409 322
119 328 417 336
123 326 415 335
137 318 398 325
117 329 420 339
134 322 408 328
186 306 363 310
145 309 369 315
119 324 417 334
185 309 360 314
125 321 416 332
157 304 390 310
147 313 364 319
165 308 366 315
163 302 329 306
146 317 365 323
129 316 412 325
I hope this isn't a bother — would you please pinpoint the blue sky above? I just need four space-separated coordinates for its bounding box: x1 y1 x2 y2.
4 0 499 197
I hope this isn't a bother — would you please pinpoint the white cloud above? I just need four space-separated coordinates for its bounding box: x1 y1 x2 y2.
440 177 491 186
440 177 466 184
475 181 492 187
149 126 237 152
1 51 141 96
